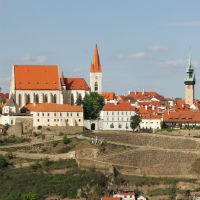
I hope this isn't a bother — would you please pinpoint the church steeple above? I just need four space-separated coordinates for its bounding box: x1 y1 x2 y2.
90 44 102 94
90 44 102 73
184 56 195 106
184 56 195 85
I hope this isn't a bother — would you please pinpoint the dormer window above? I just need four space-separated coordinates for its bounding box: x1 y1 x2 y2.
36 82 39 85
28 82 30 85
45 82 48 84
19 82 22 84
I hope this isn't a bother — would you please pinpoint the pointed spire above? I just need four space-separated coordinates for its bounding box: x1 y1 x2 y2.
61 71 65 86
90 44 102 72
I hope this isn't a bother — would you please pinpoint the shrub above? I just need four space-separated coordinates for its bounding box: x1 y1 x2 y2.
59 132 64 136
0 155 9 169
21 192 37 200
110 123 114 128
63 136 71 144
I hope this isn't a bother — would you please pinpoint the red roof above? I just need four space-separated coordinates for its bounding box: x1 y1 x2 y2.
14 65 60 90
90 44 102 72
163 110 200 122
103 103 136 111
62 78 90 90
129 91 165 101
102 92 116 100
119 192 135 195
101 198 121 200
0 93 9 98
22 103 82 112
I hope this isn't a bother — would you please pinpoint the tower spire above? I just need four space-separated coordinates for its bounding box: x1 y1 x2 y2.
90 44 102 72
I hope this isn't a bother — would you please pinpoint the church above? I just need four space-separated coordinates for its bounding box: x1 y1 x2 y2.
9 44 102 109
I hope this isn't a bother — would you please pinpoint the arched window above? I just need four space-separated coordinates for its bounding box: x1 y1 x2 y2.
44 94 48 103
71 94 74 105
50 94 54 103
53 94 57 103
35 94 39 104
18 94 21 107
95 82 98 91
27 94 30 103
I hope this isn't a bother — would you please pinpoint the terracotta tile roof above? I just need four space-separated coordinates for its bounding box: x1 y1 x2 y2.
142 114 162 119
119 192 135 195
102 103 136 111
14 65 60 90
62 78 90 90
129 91 165 101
102 92 116 100
101 198 121 200
22 103 82 112
163 110 200 122
0 125 4 129
90 44 102 72
0 93 9 98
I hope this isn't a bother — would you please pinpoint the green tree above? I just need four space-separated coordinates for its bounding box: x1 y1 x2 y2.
21 192 37 200
76 96 83 105
130 115 141 131
63 135 71 144
82 92 104 120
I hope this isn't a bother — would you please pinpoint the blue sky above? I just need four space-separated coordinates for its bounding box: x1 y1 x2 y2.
1 0 200 99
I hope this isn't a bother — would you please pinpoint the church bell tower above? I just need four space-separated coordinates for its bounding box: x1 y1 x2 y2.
90 44 102 94
184 56 195 106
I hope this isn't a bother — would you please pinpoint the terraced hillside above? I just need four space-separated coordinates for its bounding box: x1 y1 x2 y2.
93 131 200 177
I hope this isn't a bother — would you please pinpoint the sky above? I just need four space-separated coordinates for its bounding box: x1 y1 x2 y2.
1 0 200 99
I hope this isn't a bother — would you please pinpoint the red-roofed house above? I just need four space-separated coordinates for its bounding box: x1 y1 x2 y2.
113 192 136 200
10 65 62 108
102 92 116 104
100 103 136 130
21 103 83 127
61 72 90 105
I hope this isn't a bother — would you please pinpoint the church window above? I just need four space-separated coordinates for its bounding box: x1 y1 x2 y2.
77 113 79 116
71 94 74 105
37 113 39 116
35 94 39 103
54 113 56 116
112 112 114 115
47 113 49 116
54 119 56 122
44 94 48 103
53 94 57 103
47 119 49 122
18 94 21 107
107 112 108 115
42 113 44 116
79 119 81 122
60 113 62 116
71 113 72 116
67 113 69 117
95 82 98 91
37 119 39 122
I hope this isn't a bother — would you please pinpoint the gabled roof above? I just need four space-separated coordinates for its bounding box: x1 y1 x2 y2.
22 103 82 112
14 65 60 90
62 78 90 90
90 44 102 72
163 110 200 122
102 92 116 100
102 102 136 111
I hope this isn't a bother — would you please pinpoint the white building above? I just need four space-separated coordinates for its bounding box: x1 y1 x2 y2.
140 115 162 130
113 192 136 200
100 102 136 131
9 65 63 108
22 103 83 127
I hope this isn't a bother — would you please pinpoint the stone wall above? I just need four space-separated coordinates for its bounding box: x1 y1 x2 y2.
35 126 83 135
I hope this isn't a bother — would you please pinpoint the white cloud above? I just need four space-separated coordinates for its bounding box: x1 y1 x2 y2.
72 68 81 73
16 55 48 64
0 77 10 83
167 21 200 27
160 59 200 68
147 45 169 52
117 52 147 60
